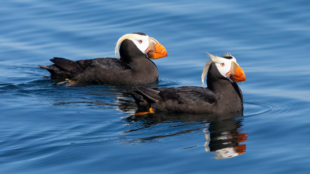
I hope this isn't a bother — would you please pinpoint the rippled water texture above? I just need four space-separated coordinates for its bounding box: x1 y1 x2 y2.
1 0 310 173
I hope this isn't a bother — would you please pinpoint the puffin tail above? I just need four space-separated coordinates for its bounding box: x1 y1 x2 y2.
39 57 83 79
128 87 161 110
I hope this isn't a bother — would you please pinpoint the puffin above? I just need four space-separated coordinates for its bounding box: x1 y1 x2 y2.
129 53 246 115
38 32 167 86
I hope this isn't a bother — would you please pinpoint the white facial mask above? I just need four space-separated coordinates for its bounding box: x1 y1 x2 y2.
130 35 150 54
115 34 150 57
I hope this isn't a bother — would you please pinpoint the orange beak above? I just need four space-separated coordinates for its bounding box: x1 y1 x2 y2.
230 65 246 83
147 38 167 59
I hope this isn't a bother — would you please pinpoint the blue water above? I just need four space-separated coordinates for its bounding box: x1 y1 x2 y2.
1 0 310 173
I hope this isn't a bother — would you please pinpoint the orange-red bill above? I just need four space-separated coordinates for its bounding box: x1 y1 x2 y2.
147 42 167 59
231 66 246 83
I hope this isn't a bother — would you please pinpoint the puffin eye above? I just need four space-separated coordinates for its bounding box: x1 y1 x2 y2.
220 63 225 67
138 40 143 44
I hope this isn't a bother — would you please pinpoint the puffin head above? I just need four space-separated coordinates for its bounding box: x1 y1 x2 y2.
201 53 246 86
115 32 167 59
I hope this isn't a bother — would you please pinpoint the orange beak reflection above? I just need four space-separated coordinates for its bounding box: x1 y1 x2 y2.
230 63 246 83
147 37 167 59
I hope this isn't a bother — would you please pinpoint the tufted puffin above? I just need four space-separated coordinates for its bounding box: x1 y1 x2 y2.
129 53 246 115
38 32 167 86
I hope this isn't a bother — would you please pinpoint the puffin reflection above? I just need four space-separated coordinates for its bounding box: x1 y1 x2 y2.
204 117 247 159
124 112 247 159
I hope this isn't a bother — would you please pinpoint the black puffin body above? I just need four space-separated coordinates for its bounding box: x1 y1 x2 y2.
129 53 246 114
39 33 167 86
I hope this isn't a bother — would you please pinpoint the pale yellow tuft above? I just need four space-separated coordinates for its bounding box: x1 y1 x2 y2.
115 34 141 57
201 53 220 86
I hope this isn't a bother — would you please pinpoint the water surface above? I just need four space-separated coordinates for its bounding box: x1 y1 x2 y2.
1 0 310 173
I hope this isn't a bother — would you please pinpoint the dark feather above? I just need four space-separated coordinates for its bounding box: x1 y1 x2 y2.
38 64 72 78
135 87 161 102
90 58 132 71
50 57 83 73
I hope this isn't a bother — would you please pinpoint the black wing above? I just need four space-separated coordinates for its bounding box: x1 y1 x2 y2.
157 86 217 104
130 86 217 108
86 58 132 71
39 57 131 79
